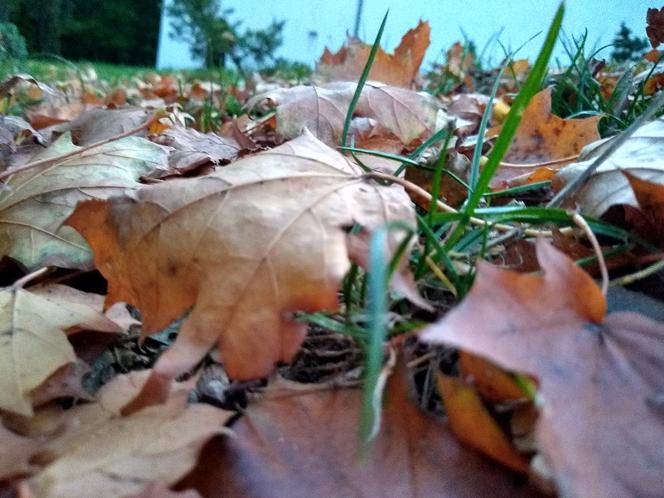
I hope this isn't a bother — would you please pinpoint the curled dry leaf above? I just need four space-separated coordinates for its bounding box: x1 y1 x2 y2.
553 116 664 217
436 374 529 473
247 81 445 147
153 125 246 176
492 88 600 188
67 131 420 412
178 364 537 498
315 20 430 88
0 284 121 415
0 132 168 270
420 239 664 498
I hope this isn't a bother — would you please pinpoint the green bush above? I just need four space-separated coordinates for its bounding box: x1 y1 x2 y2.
0 22 28 61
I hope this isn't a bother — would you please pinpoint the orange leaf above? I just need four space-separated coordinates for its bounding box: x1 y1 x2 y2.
436 374 529 473
491 88 600 188
316 20 430 88
459 352 525 403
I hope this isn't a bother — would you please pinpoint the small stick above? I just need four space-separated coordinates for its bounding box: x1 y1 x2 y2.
499 153 579 168
571 211 608 295
366 171 556 238
12 267 49 289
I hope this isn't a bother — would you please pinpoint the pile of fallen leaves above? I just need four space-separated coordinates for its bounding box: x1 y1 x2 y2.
1 9 664 497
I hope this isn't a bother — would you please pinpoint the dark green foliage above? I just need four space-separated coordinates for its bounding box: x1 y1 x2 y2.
6 0 160 66
611 22 649 62
0 22 28 61
167 0 284 70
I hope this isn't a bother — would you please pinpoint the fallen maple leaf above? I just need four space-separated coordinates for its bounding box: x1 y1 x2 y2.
178 367 537 497
420 239 664 497
67 131 419 411
0 284 121 415
553 116 664 217
0 132 168 270
492 88 600 188
247 81 445 148
316 20 430 88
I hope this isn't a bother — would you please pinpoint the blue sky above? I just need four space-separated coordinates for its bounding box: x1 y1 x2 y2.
157 0 656 69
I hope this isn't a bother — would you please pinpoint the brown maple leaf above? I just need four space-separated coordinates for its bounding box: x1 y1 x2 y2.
647 7 664 49
316 20 430 88
492 88 600 188
420 239 664 497
67 131 420 413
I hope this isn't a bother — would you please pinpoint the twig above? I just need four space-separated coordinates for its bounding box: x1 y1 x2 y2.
610 258 664 287
499 153 579 168
366 171 555 238
12 267 49 289
548 89 664 207
0 115 159 181
570 211 608 295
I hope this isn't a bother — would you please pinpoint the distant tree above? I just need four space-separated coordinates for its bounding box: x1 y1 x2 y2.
7 0 161 65
167 0 284 69
611 22 649 62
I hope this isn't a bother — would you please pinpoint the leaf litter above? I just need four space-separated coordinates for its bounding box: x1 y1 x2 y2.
1 8 664 497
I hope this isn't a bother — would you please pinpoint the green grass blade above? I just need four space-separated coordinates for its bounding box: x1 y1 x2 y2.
341 11 389 148
443 2 564 250
360 226 389 446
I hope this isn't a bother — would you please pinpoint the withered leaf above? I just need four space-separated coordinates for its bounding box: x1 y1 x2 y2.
436 374 529 473
23 370 232 498
247 81 444 147
67 131 418 411
420 239 664 498
492 88 600 188
179 369 537 498
0 132 168 270
647 7 664 49
316 20 430 88
156 125 245 175
554 116 664 217
0 284 121 415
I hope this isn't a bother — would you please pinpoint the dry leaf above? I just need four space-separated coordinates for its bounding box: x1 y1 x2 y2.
178 366 537 497
67 131 419 412
647 7 664 49
622 170 664 244
0 424 42 480
21 370 232 498
0 132 168 270
67 107 152 145
247 81 445 147
316 20 430 88
458 351 525 403
155 125 246 175
437 374 529 473
420 239 664 497
492 88 600 188
553 116 664 217
0 285 121 415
